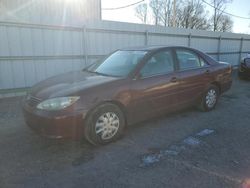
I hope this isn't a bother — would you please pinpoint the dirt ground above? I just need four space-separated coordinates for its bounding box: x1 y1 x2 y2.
0 74 250 188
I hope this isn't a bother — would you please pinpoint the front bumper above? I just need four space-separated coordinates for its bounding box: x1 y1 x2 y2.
22 103 86 140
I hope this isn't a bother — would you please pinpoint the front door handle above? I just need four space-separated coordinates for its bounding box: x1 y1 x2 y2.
170 77 178 83
205 70 210 74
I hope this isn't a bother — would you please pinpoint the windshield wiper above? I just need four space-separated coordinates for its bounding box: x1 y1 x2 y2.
83 69 111 76
83 69 121 77
94 71 115 77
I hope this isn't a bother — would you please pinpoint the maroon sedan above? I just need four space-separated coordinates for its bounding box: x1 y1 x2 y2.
22 46 232 145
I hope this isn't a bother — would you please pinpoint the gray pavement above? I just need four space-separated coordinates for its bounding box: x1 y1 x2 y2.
0 75 250 188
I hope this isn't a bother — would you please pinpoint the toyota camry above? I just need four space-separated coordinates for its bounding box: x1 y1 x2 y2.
22 46 232 145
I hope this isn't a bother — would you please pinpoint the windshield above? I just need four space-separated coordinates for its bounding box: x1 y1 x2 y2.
86 50 147 77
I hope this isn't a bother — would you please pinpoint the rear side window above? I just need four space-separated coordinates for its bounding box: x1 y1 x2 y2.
176 50 205 70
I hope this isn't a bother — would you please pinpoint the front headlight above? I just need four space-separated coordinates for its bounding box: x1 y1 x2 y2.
37 96 80 111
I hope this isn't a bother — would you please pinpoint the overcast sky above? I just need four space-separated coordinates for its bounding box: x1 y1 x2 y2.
102 0 250 34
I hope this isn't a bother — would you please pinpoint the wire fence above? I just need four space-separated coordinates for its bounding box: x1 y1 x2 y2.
0 20 250 98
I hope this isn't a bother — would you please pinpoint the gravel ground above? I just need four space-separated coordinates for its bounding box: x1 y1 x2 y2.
0 74 250 188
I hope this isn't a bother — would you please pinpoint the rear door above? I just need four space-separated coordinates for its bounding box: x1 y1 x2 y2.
129 49 180 121
174 48 212 105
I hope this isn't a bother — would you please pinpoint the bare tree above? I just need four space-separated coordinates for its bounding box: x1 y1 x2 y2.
216 14 233 32
135 3 148 24
177 0 210 30
150 0 179 27
141 0 232 32
210 0 232 31
149 0 163 25
158 0 173 26
148 0 210 29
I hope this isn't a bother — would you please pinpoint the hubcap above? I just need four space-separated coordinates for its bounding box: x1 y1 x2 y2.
95 112 120 140
206 89 217 108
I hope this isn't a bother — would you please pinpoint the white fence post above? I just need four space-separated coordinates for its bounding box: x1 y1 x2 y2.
188 33 192 47
83 26 88 66
145 30 149 46
238 37 243 64
217 36 222 61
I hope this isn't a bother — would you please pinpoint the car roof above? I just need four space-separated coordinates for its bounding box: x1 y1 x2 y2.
120 45 195 51
120 45 218 65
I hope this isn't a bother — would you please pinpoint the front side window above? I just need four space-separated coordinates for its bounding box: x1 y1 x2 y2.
86 50 146 77
176 50 204 70
140 50 174 78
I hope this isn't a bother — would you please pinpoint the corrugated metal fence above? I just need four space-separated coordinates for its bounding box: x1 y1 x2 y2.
0 20 250 97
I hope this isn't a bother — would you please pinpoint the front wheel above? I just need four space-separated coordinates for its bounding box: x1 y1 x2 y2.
199 85 219 112
84 103 125 145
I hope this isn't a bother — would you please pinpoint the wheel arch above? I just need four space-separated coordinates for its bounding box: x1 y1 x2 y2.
210 81 221 94
84 100 128 126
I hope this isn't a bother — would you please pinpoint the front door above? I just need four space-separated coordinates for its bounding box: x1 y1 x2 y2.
129 49 180 122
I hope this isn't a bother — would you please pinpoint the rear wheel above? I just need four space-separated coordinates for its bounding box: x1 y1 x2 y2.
84 103 125 145
199 85 219 112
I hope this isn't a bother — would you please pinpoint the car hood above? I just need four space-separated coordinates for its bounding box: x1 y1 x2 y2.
30 71 120 99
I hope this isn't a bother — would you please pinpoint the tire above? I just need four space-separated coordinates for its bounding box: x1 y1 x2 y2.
84 103 125 145
199 85 219 112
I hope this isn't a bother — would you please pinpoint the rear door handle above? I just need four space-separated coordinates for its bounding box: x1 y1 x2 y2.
170 77 178 83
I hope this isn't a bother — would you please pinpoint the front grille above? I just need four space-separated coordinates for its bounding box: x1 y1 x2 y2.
26 95 42 107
